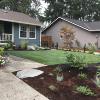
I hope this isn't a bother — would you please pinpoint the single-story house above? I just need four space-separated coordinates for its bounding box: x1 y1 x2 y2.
42 17 100 49
0 9 41 47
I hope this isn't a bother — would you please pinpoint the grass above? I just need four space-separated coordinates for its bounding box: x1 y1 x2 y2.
7 50 100 65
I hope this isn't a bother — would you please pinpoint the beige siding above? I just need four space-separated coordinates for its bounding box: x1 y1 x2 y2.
44 20 100 48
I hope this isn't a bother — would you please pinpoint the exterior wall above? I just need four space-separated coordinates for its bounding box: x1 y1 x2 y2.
14 23 41 47
44 20 100 48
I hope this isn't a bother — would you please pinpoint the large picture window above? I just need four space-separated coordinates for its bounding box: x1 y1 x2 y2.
20 25 27 38
29 26 36 39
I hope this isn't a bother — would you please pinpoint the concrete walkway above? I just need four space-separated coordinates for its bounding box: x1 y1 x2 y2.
4 55 46 72
0 56 49 100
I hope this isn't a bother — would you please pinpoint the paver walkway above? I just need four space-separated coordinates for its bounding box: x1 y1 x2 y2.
0 56 49 100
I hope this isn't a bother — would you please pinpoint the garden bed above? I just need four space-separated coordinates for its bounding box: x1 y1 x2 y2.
13 64 100 100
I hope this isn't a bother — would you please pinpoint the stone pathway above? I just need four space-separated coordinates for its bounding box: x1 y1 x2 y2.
0 56 49 100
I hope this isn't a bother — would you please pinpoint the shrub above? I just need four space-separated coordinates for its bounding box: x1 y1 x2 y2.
88 43 96 54
4 41 14 50
66 53 86 70
78 72 87 80
20 40 28 50
75 85 95 96
0 47 4 55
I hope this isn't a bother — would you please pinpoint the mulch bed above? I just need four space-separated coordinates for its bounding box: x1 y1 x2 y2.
13 64 100 100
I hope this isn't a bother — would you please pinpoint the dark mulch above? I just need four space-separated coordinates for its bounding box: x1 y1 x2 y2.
13 64 100 100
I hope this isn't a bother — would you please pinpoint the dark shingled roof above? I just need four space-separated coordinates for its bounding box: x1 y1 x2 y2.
0 9 41 26
43 17 100 32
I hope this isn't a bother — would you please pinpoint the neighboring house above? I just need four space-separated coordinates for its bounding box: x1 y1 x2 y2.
0 9 41 47
42 17 100 49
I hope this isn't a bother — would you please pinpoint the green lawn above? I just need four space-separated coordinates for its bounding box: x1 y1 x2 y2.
7 50 100 65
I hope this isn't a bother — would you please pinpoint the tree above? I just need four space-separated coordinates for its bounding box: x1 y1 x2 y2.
60 26 75 49
0 0 41 18
44 0 100 22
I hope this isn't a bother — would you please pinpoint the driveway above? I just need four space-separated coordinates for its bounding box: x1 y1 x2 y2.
0 56 49 100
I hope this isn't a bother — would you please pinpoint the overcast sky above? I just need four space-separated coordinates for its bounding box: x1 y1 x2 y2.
40 0 48 14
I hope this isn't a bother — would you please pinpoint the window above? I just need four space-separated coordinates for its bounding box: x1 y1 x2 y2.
19 24 37 39
20 25 27 38
29 26 36 39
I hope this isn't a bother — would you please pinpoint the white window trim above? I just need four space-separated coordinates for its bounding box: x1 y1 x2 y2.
19 24 36 39
28 26 36 39
12 23 14 42
19 24 28 39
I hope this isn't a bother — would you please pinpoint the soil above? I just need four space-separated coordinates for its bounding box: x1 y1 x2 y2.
13 64 100 100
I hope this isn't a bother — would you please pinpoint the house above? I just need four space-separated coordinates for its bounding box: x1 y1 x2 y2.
42 17 100 49
0 9 41 47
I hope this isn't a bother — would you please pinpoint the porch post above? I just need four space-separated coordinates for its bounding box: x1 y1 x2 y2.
12 23 14 42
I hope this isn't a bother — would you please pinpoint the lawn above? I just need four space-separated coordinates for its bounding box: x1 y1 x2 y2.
8 50 100 65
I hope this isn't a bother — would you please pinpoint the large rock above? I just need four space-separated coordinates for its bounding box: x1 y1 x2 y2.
16 69 43 78
27 45 36 50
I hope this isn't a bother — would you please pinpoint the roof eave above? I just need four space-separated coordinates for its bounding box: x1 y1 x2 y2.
0 18 42 26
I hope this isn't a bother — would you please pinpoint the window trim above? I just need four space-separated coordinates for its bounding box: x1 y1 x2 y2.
19 24 36 39
28 26 36 39
19 24 28 39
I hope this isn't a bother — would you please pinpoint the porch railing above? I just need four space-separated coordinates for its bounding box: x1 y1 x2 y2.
0 33 12 41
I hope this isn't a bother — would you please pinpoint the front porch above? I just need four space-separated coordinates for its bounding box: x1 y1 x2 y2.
0 21 13 43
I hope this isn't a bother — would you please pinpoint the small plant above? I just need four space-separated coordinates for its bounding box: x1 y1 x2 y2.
54 65 64 82
3 41 14 50
88 43 96 54
20 40 28 50
0 47 4 55
75 85 95 96
0 56 6 66
78 72 87 80
66 53 86 70
54 65 62 74
94 69 100 87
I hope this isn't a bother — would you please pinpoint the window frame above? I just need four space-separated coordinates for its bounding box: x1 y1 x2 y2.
19 24 37 39
19 24 28 39
28 26 36 39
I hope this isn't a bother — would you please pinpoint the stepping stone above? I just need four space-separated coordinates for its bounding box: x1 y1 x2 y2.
16 69 44 78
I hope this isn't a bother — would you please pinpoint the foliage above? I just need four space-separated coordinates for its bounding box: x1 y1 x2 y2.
78 72 87 80
88 43 96 54
20 40 28 50
54 65 62 74
0 0 41 18
0 47 4 55
66 52 86 70
60 26 75 48
95 69 100 87
44 0 100 22
0 56 6 66
4 41 13 50
75 85 95 96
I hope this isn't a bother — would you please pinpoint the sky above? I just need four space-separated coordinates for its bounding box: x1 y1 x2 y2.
39 0 48 14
